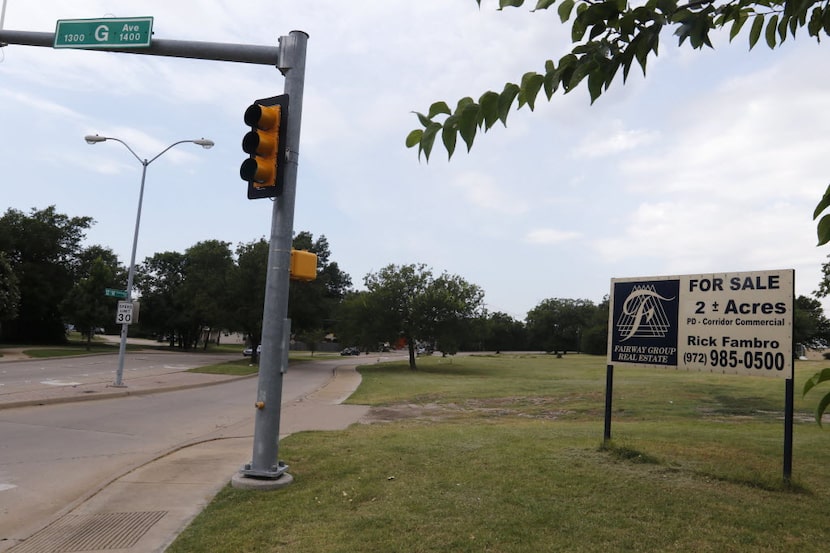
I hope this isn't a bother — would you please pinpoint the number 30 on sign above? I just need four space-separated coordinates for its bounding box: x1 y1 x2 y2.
116 301 134 325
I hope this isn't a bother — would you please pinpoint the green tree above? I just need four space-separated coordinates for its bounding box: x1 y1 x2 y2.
336 291 382 352
62 257 117 349
426 273 485 356
225 233 351 361
228 238 269 362
181 240 235 349
0 206 92 343
804 260 830 424
793 295 830 350
526 297 597 353
812 255 830 299
136 251 187 347
62 245 126 339
580 295 610 355
0 252 20 337
357 264 484 369
137 242 240 349
465 311 528 352
73 245 126 287
289 232 353 335
364 263 432 369
407 0 830 161
296 328 328 356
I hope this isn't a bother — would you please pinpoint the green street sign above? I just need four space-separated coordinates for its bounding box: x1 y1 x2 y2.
54 17 154 49
105 288 128 299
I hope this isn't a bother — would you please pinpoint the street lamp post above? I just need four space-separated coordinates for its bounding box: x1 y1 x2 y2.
84 134 214 387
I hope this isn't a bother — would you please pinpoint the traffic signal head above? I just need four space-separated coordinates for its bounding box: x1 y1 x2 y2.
241 94 289 200
290 249 317 282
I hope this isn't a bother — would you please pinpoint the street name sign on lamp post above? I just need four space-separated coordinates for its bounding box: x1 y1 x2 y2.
54 17 153 49
104 288 128 299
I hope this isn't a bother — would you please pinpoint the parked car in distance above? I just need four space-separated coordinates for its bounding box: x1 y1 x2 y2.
340 346 360 356
243 345 262 356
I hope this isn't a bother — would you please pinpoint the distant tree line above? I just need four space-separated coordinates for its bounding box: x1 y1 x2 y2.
3 206 828 360
0 207 353 349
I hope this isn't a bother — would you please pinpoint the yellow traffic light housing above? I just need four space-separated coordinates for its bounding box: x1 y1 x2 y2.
241 94 289 200
290 249 317 281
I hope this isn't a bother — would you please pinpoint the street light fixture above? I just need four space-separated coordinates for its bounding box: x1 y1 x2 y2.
84 134 214 387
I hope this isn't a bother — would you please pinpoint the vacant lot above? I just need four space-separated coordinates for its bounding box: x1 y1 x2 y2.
169 354 830 553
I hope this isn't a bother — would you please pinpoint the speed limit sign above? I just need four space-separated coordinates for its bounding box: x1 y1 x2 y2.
116 301 134 325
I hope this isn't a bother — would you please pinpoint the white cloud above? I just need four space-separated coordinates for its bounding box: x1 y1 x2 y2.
571 121 660 159
525 228 581 244
450 171 530 215
0 89 84 120
620 50 830 204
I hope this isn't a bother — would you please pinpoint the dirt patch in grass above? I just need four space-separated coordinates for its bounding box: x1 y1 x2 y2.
360 397 573 424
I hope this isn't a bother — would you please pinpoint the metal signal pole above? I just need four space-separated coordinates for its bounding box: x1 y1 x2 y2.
233 30 308 489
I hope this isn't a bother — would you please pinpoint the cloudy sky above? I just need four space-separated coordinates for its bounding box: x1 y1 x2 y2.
2 0 829 320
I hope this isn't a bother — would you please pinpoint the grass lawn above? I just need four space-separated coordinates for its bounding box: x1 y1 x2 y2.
188 358 261 376
168 353 830 552
11 341 141 358
187 351 346 376
0 333 170 358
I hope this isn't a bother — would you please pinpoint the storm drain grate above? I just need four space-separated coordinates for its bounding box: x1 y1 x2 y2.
11 511 166 552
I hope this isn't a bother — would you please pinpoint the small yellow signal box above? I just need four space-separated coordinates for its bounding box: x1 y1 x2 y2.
290 249 317 281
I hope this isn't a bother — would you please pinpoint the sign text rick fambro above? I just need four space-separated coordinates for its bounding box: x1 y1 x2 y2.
608 269 794 378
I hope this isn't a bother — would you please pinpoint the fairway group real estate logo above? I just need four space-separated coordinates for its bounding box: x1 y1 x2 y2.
609 278 680 367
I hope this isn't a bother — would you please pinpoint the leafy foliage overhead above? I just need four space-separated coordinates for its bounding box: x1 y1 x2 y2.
813 184 830 246
407 0 830 160
803 368 830 425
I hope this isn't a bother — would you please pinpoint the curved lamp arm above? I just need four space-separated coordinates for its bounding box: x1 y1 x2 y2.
84 135 214 165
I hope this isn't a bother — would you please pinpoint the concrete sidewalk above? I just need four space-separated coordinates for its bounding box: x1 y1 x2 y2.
2 364 369 553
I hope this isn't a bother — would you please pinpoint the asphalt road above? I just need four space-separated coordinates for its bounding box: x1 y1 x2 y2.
0 351 237 399
0 355 339 544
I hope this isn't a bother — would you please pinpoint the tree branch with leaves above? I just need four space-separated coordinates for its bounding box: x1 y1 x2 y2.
407 0 830 161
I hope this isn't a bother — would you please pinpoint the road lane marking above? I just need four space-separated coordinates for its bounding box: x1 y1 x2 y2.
40 379 81 386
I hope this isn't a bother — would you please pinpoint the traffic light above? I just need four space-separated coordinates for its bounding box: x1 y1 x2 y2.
290 249 317 281
241 94 289 200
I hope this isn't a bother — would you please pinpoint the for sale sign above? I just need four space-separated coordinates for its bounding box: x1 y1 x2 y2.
608 269 794 378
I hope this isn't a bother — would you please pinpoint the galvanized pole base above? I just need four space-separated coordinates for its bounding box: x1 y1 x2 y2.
232 470 293 491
